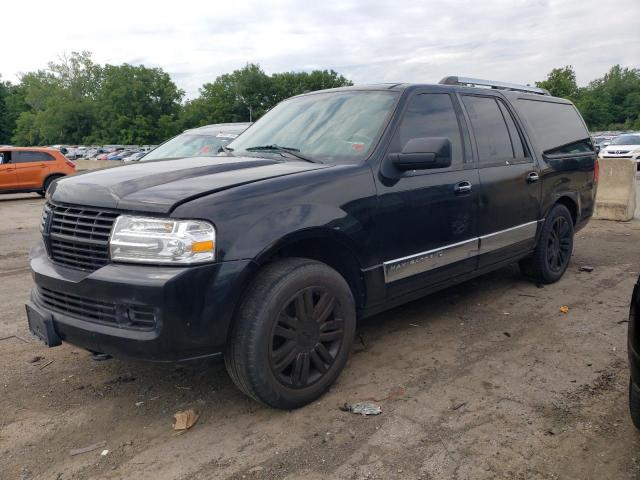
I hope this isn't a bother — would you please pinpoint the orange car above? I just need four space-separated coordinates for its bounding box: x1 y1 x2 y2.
0 147 76 196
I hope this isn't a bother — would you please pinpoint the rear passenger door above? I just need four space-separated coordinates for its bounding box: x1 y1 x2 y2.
0 151 17 191
13 150 54 189
459 94 541 268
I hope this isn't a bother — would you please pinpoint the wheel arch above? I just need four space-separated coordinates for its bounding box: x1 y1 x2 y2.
253 228 367 310
554 195 579 225
43 172 66 190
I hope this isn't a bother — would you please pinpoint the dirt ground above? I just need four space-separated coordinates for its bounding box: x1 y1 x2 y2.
1 192 640 480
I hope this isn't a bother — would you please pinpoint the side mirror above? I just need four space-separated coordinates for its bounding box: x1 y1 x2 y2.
390 137 452 171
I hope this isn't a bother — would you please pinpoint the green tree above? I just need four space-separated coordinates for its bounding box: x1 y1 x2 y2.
0 78 12 144
181 64 353 128
575 65 640 130
536 66 579 100
92 64 184 144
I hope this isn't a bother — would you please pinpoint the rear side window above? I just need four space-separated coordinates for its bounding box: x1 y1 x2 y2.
461 96 514 166
514 99 591 154
12 151 55 163
394 93 464 167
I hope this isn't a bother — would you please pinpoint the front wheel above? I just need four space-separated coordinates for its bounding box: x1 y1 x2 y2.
519 204 574 284
225 258 356 409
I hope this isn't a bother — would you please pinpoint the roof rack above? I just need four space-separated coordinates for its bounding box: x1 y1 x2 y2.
439 76 550 96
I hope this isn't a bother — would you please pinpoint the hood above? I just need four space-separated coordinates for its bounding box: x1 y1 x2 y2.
49 156 329 213
601 145 640 157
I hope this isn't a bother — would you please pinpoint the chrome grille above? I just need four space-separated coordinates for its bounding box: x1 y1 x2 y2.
44 203 118 271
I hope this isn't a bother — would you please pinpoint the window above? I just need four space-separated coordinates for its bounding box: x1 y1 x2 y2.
610 134 640 146
394 93 464 167
12 151 55 163
497 101 527 159
228 91 398 163
0 152 6 164
462 96 514 165
514 99 591 154
546 139 594 155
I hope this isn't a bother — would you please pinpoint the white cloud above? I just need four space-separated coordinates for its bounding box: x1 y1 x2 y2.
3 0 638 98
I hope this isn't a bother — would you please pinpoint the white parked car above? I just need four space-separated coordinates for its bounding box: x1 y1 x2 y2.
599 133 640 169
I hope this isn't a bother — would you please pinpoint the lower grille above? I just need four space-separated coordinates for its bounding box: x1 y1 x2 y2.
37 287 157 330
49 238 111 270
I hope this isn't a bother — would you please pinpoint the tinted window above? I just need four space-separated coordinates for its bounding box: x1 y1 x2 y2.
497 101 526 159
12 151 55 163
547 139 594 155
514 99 590 153
462 96 514 165
395 93 463 166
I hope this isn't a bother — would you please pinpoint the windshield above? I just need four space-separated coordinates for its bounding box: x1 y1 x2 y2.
142 132 237 161
227 91 398 162
610 134 640 146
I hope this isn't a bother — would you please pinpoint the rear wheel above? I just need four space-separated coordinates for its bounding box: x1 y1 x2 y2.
630 379 640 430
225 258 356 409
519 204 574 284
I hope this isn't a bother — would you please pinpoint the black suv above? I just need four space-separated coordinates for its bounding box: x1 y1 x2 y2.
26 77 598 409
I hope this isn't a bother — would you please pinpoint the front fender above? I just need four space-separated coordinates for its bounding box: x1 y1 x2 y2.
223 203 376 267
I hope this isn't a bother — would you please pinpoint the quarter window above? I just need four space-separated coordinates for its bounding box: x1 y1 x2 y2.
394 93 464 167
514 98 591 154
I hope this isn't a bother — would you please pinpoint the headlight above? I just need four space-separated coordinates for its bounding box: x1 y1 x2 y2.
109 216 215 265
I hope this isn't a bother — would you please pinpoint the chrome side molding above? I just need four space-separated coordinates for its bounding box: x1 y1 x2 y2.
383 220 543 283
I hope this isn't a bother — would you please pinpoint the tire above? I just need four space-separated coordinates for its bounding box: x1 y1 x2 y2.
40 175 62 196
630 379 640 430
519 204 574 284
225 258 356 409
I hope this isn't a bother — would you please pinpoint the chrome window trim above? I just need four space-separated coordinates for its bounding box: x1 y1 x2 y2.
383 219 543 283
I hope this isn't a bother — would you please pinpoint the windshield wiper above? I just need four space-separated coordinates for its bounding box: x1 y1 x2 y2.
218 145 234 153
244 145 321 163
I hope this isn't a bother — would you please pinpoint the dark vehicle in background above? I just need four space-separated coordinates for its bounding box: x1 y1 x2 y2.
629 278 640 429
26 77 597 409
139 123 251 162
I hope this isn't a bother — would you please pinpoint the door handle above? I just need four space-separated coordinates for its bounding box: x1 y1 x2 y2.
526 172 540 183
454 181 472 195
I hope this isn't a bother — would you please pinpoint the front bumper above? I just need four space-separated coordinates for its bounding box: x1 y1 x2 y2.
28 239 254 362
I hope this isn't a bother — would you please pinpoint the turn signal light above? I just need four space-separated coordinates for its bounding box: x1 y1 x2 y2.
594 159 600 183
191 240 215 253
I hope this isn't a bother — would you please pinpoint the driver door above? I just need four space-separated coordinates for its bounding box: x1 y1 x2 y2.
0 151 17 191
373 92 480 298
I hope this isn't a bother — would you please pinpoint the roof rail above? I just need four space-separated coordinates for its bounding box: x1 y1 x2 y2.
439 76 550 96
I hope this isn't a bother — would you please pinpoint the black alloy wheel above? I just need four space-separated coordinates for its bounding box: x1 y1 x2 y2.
269 286 344 388
519 203 574 284
546 215 572 273
225 258 356 409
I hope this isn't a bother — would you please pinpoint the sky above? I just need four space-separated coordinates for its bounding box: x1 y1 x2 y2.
2 0 639 99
